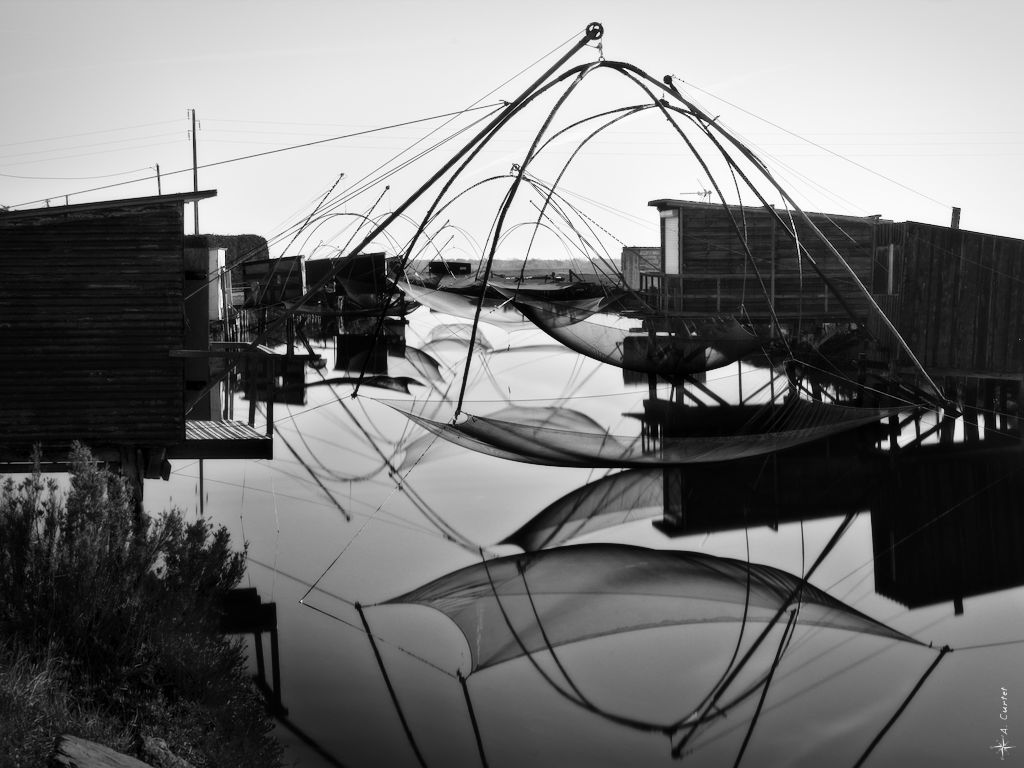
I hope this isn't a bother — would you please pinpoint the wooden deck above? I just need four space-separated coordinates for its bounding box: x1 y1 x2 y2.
167 419 273 460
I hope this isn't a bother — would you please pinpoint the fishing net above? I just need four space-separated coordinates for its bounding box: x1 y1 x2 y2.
393 399 902 467
382 543 917 672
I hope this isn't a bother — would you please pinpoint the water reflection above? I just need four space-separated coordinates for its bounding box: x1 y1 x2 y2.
145 307 1024 768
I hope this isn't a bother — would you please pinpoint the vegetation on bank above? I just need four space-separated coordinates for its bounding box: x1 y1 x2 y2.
0 444 281 768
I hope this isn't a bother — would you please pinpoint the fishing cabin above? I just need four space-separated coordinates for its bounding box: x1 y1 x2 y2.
237 254 306 307
625 199 1024 429
870 443 1024 613
633 199 884 330
0 191 279 497
305 251 398 316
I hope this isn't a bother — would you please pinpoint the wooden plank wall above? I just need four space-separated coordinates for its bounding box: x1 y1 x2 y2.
238 255 305 304
672 202 879 322
889 222 1024 375
871 446 1024 608
620 246 661 290
0 203 185 455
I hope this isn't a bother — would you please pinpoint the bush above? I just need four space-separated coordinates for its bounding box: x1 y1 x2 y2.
0 443 281 767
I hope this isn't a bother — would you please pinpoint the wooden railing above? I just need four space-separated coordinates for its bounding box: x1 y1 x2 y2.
639 271 846 319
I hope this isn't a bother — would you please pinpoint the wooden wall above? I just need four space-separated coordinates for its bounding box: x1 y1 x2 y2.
651 201 881 324
871 444 1024 609
0 201 186 458
238 255 305 305
620 246 660 290
886 222 1024 375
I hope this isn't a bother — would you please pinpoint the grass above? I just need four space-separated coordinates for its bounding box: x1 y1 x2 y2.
0 443 282 768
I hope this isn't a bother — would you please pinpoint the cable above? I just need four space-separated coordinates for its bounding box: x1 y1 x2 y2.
0 119 180 149
0 166 154 181
674 78 951 210
7 104 506 209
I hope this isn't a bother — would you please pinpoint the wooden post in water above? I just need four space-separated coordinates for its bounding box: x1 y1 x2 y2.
964 377 981 442
219 588 285 716
940 376 959 443
1016 378 1024 433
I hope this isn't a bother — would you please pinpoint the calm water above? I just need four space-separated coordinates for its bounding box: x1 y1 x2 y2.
145 306 1024 768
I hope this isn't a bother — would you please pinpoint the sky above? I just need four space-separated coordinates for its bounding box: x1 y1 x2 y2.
4 0 1024 263
6 5 1024 764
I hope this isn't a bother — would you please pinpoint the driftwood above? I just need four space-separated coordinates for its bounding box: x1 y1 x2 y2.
50 735 195 768
50 736 152 768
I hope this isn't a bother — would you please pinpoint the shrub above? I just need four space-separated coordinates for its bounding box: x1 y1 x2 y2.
0 443 281 767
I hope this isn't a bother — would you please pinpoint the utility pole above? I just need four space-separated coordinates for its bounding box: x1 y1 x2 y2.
155 163 162 195
190 108 199 234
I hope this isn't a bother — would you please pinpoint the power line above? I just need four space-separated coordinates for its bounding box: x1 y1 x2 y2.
0 166 155 181
7 103 507 209
0 119 180 149
0 131 183 162
0 140 182 170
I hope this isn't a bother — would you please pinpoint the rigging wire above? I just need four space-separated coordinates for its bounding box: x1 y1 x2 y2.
673 78 951 210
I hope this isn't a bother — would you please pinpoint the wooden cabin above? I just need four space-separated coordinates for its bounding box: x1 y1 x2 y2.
624 200 1024 419
237 254 305 307
870 443 1024 613
635 199 885 329
0 191 274 488
875 220 1024 378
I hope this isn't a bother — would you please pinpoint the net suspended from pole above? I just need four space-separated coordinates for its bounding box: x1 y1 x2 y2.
378 543 921 673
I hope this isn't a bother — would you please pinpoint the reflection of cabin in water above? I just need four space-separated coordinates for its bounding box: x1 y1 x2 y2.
428 259 473 278
237 254 305 306
624 199 1024 419
0 191 277 496
870 444 1024 614
652 440 1024 614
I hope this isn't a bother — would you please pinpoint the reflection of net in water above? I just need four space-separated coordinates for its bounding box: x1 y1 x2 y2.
503 468 665 551
399 279 531 327
393 398 904 467
510 294 764 377
382 543 917 672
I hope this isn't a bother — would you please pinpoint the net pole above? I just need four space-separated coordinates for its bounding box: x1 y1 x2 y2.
355 602 430 768
458 672 490 768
